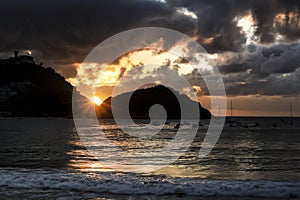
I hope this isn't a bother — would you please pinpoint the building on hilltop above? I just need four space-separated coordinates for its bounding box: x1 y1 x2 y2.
0 51 35 65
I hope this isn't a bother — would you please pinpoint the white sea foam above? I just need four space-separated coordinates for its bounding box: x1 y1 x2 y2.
0 168 299 198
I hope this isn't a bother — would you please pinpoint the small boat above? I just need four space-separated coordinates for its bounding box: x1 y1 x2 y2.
230 121 241 127
272 103 294 129
226 100 242 127
289 102 294 127
226 100 235 123
226 117 236 123
272 122 279 130
242 121 261 128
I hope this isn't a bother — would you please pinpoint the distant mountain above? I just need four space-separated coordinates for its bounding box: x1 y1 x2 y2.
96 85 211 119
0 52 85 117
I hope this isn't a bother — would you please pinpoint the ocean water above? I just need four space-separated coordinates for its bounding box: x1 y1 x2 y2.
0 117 299 199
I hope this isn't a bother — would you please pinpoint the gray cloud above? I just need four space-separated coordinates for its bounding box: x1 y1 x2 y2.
1 0 300 97
219 63 251 74
216 43 300 96
0 0 197 77
261 44 300 74
225 69 300 96
1 0 300 64
219 43 300 75
166 0 300 51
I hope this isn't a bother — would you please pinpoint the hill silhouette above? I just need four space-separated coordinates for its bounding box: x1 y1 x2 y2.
0 52 211 119
96 85 211 120
0 52 82 117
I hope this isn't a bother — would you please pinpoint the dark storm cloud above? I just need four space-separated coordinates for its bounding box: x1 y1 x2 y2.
1 0 300 64
179 41 300 97
165 0 248 52
219 63 250 74
0 0 197 77
250 0 300 43
218 43 300 76
1 0 300 98
216 43 300 96
261 44 300 74
224 70 300 96
275 0 300 41
261 48 283 57
165 0 300 51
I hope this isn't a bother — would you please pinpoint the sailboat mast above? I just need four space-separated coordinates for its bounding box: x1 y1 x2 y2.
289 102 293 118
289 102 294 126
231 100 233 117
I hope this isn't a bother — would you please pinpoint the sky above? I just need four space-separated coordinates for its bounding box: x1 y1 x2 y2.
0 0 299 116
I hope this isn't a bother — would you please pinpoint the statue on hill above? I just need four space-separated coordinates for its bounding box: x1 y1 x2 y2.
14 50 19 58
0 51 35 65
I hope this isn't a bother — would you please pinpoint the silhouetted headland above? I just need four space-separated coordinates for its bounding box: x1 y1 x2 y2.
0 52 211 119
96 85 211 120
0 51 80 117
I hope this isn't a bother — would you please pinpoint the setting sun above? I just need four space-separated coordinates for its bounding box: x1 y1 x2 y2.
90 96 102 106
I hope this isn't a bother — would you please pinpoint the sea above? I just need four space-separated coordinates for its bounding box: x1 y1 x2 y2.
0 117 299 199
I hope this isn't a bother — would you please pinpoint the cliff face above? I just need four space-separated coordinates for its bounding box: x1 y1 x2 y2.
96 85 211 119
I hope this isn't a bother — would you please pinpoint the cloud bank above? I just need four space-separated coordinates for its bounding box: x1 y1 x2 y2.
0 0 299 97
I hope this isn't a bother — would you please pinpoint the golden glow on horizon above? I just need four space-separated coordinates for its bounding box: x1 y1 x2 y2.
90 96 102 106
199 95 300 117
